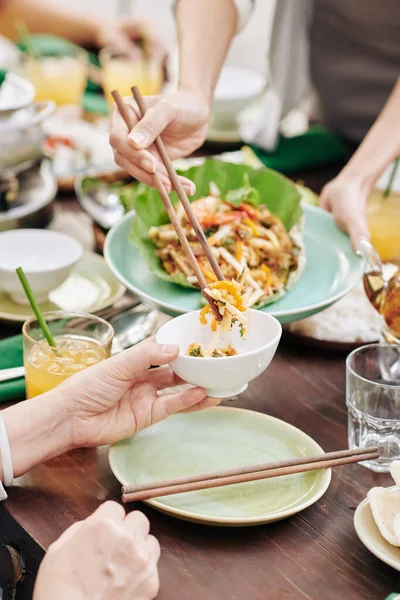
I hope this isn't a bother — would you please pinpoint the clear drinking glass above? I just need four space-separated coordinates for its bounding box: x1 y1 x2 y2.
99 45 164 112
23 311 113 399
346 343 400 472
24 46 87 106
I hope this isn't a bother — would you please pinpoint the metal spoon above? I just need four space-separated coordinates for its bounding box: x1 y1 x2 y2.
0 304 158 383
75 176 125 230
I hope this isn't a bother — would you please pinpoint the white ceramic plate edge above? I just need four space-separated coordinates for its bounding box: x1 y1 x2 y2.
354 494 400 571
109 406 332 526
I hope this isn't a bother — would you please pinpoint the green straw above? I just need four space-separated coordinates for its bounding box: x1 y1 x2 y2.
16 267 56 348
15 21 39 59
383 157 399 198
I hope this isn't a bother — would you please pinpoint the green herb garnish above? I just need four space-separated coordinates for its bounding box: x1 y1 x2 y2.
189 346 202 357
239 323 245 338
226 173 259 207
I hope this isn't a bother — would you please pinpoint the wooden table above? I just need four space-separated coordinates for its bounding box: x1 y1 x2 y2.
2 164 399 600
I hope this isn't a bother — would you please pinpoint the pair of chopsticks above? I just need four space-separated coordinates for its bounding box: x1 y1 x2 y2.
121 445 379 503
112 87 224 321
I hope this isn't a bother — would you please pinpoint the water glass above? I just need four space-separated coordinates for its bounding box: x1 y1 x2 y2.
346 343 400 472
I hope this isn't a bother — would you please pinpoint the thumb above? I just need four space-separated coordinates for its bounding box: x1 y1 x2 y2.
128 101 174 149
346 217 371 252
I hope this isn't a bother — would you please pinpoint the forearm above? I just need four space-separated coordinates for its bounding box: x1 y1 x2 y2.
340 77 400 189
0 393 71 480
176 0 238 104
0 0 101 46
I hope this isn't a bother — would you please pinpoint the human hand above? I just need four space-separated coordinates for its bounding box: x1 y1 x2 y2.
33 501 160 600
94 18 166 57
54 338 219 449
319 174 371 251
109 91 210 192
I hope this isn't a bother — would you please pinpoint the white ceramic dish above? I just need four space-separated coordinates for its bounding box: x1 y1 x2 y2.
354 492 400 571
212 66 266 128
156 309 282 398
0 229 83 304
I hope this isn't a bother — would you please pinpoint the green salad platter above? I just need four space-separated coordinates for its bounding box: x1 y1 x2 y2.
104 161 363 323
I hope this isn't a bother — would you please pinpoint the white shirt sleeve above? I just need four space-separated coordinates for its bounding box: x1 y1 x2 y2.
0 482 7 501
170 0 254 33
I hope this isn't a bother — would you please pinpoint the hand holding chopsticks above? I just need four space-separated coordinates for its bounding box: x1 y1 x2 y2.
121 446 379 503
111 88 223 321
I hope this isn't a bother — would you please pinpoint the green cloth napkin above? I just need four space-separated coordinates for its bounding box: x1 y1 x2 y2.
0 335 25 403
251 125 348 173
386 595 400 599
0 69 7 87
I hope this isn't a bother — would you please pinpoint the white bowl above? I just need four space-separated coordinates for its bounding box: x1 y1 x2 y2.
156 309 282 398
211 66 266 128
0 229 83 304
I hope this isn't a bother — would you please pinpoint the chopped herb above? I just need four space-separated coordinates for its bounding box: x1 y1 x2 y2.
239 323 245 338
225 173 259 207
189 346 202 357
204 226 218 238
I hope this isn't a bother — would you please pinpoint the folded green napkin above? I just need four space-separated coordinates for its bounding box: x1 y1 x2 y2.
0 335 25 403
251 125 348 173
386 595 400 599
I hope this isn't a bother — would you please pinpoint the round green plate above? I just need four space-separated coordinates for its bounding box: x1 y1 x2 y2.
109 407 331 526
0 251 125 323
104 205 363 323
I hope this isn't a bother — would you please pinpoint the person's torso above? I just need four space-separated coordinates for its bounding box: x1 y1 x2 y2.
309 0 400 143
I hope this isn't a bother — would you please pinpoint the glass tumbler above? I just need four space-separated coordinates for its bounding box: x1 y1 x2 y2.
346 343 400 472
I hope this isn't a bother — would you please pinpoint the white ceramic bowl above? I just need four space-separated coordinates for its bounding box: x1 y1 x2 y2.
0 229 83 304
156 309 282 398
211 66 266 128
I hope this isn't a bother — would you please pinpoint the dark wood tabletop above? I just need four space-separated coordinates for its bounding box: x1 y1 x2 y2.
1 163 399 600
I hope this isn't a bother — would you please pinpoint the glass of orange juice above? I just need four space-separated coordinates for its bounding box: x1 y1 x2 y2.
24 46 87 106
99 45 164 112
23 311 114 399
367 189 400 262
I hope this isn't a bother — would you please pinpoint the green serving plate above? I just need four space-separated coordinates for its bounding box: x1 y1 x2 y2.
109 407 331 526
104 204 363 323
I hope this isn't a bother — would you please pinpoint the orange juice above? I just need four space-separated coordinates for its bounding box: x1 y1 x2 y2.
26 55 87 106
24 336 108 398
100 47 163 112
367 189 400 262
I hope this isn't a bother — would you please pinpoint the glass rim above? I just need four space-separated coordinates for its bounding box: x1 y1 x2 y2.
22 310 114 348
23 46 88 63
99 44 164 63
346 342 400 389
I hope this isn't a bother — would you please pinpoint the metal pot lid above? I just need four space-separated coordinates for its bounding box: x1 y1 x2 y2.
0 159 57 225
0 73 35 113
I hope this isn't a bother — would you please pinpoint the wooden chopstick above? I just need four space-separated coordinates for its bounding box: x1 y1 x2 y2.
121 446 379 503
111 90 222 321
131 86 225 282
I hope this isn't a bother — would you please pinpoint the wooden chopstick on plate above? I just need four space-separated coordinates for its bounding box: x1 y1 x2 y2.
111 89 223 321
121 446 379 503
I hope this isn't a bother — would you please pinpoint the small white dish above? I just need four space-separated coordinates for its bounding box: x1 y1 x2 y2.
0 229 83 304
354 492 400 571
156 309 282 398
211 66 266 129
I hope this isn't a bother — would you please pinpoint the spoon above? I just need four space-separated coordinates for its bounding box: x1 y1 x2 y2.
0 304 158 383
75 177 125 230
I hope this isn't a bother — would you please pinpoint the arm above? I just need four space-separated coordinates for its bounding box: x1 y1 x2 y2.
110 0 252 190
320 77 400 249
0 0 100 46
176 0 239 103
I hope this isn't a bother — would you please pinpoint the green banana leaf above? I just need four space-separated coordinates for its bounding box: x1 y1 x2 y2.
129 159 304 297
